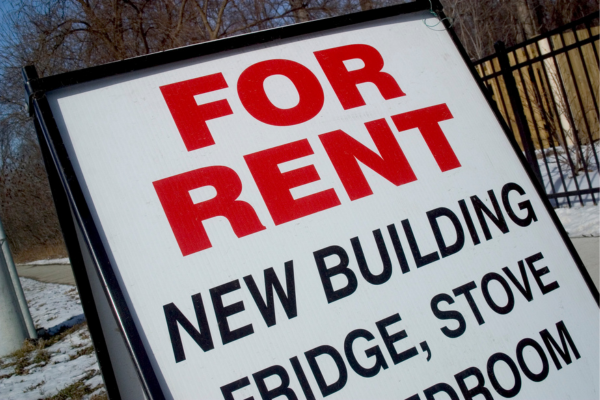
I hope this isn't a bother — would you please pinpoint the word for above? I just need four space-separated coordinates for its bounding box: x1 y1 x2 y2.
159 44 406 151
314 182 536 304
406 321 580 400
431 252 558 338
220 312 427 400
153 44 461 256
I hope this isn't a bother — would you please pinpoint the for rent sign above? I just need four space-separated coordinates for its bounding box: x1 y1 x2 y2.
29 2 598 399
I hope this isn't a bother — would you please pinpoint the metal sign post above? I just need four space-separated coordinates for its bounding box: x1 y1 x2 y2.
24 1 599 399
0 246 28 357
0 217 37 339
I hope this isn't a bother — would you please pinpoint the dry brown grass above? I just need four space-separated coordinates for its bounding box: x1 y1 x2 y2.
13 242 68 264
1 323 88 377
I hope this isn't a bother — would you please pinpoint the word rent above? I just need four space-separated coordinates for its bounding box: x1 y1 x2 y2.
153 44 461 256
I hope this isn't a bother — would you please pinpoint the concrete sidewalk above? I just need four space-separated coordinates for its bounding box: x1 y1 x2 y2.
16 263 76 286
16 238 599 290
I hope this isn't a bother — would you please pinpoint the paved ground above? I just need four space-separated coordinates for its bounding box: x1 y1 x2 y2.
16 238 599 290
16 263 76 286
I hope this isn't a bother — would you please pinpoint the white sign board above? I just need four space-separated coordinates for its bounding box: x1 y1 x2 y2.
35 4 598 400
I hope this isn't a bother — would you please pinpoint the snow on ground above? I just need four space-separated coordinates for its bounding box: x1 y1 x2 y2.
538 143 599 208
534 144 599 237
20 279 85 335
25 258 71 266
555 205 599 237
0 278 105 400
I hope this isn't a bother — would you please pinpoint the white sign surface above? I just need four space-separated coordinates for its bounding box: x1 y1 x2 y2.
46 10 598 400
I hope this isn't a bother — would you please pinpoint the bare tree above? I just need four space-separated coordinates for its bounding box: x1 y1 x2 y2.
442 0 598 59
0 0 376 258
0 0 596 259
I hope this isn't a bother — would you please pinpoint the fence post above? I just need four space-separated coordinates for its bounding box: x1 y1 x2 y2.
494 41 543 184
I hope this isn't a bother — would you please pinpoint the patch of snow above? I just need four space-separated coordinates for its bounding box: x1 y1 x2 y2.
19 278 83 332
0 329 102 400
24 258 70 266
554 205 599 237
533 144 599 236
0 278 104 399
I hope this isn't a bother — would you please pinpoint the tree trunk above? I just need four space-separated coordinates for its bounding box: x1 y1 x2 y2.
359 0 373 11
514 0 537 39
289 0 309 22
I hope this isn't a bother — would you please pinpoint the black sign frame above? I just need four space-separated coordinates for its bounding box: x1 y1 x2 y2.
23 1 599 399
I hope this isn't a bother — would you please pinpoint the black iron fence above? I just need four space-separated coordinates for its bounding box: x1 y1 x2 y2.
473 13 599 208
